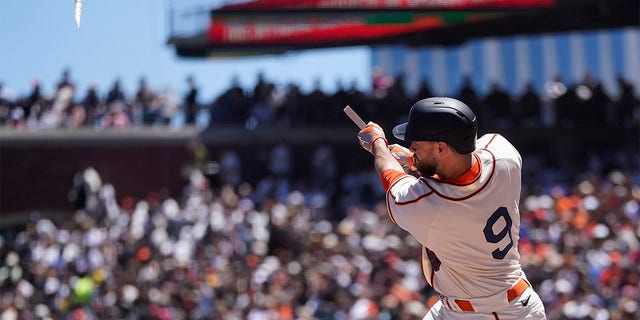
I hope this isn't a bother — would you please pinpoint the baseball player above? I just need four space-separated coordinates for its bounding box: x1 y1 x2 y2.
357 97 546 319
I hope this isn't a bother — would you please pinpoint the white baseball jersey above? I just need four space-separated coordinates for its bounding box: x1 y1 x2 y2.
385 133 524 299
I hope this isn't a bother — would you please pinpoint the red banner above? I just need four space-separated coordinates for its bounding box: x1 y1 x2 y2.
207 12 498 46
215 0 555 11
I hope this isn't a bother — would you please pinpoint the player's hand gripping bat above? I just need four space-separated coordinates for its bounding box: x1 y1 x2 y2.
344 106 415 171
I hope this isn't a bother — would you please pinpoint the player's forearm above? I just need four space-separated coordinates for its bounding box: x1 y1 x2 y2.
372 139 404 176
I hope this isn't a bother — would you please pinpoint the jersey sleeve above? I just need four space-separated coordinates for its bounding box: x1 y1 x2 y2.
385 175 438 239
380 169 408 192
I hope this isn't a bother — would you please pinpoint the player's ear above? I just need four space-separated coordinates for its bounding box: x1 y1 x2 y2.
436 142 446 154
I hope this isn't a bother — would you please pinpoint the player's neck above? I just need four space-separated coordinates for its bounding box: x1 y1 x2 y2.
439 153 475 181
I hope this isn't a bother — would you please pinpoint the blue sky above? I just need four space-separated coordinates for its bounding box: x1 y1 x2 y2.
0 0 371 102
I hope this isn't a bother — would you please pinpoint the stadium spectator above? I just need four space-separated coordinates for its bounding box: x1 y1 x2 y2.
65 103 88 129
414 78 434 105
252 72 275 106
135 76 158 126
381 73 411 128
615 76 640 128
483 81 513 128
25 79 44 119
158 86 180 126
82 83 102 126
106 78 126 105
183 75 199 125
551 75 581 128
0 82 9 125
305 78 330 125
371 67 393 99
210 76 250 126
278 83 305 127
98 102 132 129
516 82 543 128
572 71 610 127
56 68 75 92
457 75 481 123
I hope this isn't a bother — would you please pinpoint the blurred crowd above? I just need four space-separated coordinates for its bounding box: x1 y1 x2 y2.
1 141 638 320
1 69 638 131
1 69 639 319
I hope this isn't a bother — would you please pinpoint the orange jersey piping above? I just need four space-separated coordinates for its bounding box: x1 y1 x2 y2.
422 148 497 202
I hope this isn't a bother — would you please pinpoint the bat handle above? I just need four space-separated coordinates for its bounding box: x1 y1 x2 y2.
343 105 367 129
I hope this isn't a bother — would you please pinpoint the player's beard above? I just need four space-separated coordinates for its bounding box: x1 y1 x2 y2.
414 153 437 178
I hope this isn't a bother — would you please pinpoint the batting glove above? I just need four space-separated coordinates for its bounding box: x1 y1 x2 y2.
389 144 416 172
358 122 388 154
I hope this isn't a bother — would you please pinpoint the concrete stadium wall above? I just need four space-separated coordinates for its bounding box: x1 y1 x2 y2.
0 129 196 219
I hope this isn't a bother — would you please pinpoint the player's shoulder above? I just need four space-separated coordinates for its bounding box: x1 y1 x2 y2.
388 174 433 204
477 133 516 152
476 133 521 165
477 133 510 148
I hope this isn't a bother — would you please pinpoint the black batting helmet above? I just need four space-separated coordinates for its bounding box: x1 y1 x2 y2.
392 97 478 154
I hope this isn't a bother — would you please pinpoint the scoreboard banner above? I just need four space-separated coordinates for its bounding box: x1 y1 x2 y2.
213 0 556 12
203 0 555 51
207 12 502 47
167 0 638 58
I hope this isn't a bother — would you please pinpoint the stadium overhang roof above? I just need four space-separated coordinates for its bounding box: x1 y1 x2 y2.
167 0 639 58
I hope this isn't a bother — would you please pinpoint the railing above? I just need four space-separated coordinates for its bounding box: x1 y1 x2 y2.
166 0 216 39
